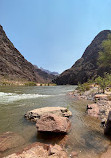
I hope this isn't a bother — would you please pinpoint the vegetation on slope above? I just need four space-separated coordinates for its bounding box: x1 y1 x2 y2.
77 73 111 94
98 34 111 68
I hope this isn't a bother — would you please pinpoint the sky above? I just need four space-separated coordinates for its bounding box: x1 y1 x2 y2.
0 0 111 73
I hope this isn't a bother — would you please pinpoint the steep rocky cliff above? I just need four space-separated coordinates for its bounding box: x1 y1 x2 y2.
0 25 55 83
54 30 111 85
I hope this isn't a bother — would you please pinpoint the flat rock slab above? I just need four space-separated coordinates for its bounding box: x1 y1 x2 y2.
36 113 71 133
25 107 72 122
87 104 100 118
94 94 108 100
4 143 68 158
0 132 25 153
100 146 111 158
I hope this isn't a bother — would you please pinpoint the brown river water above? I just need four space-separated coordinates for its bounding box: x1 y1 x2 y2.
0 85 110 158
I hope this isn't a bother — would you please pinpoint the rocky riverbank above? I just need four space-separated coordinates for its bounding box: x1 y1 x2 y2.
69 86 111 158
4 143 69 158
70 86 111 124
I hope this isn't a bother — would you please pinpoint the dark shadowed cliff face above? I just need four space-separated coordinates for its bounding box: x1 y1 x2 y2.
54 30 111 85
0 25 55 83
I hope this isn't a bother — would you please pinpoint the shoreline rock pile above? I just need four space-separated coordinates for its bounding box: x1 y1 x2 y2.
72 87 111 125
4 143 68 158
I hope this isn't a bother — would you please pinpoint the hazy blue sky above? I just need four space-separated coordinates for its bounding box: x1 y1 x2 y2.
0 0 111 73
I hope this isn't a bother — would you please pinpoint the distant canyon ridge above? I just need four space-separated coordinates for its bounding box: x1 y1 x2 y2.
54 30 111 85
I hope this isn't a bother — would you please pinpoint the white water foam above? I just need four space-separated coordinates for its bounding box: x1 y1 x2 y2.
66 90 74 92
0 92 14 97
0 92 52 104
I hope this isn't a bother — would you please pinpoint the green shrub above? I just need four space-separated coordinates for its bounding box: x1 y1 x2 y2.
95 74 110 93
1 81 11 86
83 83 90 91
87 78 94 84
24 82 36 86
77 82 90 93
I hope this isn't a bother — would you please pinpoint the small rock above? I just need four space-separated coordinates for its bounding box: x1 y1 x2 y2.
70 151 78 158
99 109 105 114
101 118 107 127
86 104 100 118
49 144 68 157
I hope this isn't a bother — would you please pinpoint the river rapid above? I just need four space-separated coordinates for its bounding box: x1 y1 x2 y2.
0 85 110 158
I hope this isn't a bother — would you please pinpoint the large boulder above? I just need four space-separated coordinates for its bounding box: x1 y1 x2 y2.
36 113 71 133
4 143 68 158
25 107 72 122
104 111 111 135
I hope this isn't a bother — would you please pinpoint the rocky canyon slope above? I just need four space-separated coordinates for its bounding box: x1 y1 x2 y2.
54 30 111 85
0 25 55 83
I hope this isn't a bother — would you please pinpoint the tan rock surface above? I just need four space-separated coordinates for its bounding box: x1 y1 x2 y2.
4 143 68 158
0 132 25 153
87 104 100 118
94 94 108 100
36 113 71 133
100 146 111 158
25 107 72 122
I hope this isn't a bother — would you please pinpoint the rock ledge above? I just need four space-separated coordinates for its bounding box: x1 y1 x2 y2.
25 107 72 122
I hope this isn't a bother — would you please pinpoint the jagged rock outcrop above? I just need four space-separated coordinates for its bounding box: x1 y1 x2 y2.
54 30 111 85
0 25 55 83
